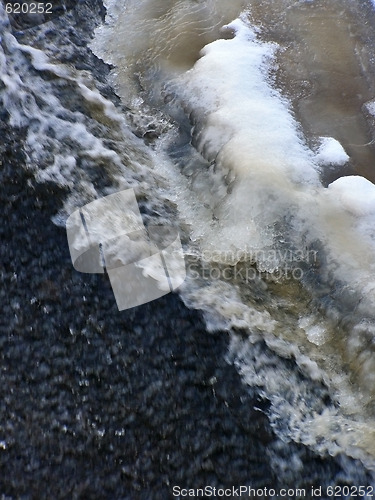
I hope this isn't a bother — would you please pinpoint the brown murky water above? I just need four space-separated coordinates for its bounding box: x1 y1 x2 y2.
93 0 375 469
99 0 375 180
249 0 375 182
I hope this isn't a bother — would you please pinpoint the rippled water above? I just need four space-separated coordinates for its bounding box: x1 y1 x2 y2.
91 0 375 470
3 0 375 479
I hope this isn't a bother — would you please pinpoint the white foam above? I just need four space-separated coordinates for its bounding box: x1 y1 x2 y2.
171 16 375 319
365 100 375 117
158 14 375 465
328 175 375 216
0 4 167 238
91 0 375 470
36 155 77 187
228 333 375 473
177 17 320 188
315 137 349 165
299 315 328 346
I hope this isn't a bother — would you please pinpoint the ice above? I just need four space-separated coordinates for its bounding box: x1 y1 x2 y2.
328 175 375 217
93 1 375 469
315 137 349 166
178 17 320 188
174 15 375 316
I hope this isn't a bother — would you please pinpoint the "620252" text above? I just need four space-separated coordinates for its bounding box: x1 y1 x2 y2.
5 3 53 14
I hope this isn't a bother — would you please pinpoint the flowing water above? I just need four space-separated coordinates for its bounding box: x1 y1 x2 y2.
3 0 375 482
91 0 375 472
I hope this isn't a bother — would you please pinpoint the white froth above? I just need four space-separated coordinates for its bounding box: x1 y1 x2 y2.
229 333 375 471
31 0 375 471
36 155 77 187
328 175 375 216
299 315 328 346
365 100 375 116
174 16 375 321
179 17 320 188
315 137 349 165
0 5 164 235
163 15 375 465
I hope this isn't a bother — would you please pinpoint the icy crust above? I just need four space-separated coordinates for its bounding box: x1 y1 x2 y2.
163 16 375 465
328 176 375 216
167 17 321 271
315 137 349 166
92 0 375 474
178 18 321 187
172 17 375 318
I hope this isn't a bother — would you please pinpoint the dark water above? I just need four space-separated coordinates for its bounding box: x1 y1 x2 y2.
1 0 375 497
91 0 375 469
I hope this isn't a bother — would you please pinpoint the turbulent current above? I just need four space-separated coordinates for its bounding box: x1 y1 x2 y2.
3 0 375 487
91 0 375 471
